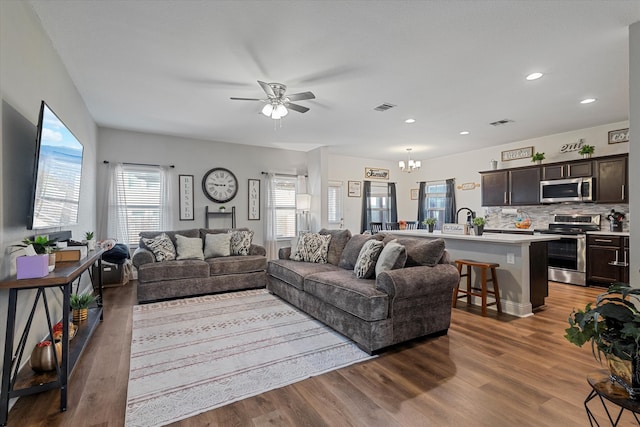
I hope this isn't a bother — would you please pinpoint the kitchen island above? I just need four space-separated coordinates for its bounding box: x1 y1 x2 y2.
391 230 560 317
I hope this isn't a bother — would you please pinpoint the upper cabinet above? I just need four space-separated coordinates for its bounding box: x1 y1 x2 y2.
542 161 592 180
595 155 628 203
481 167 540 206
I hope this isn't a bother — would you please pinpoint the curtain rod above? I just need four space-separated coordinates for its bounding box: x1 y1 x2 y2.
416 178 455 184
261 171 308 177
103 160 175 168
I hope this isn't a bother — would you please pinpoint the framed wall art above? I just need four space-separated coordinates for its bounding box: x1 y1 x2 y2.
178 175 194 221
608 128 629 144
348 181 361 197
410 188 419 200
365 167 389 180
501 146 533 162
248 178 260 220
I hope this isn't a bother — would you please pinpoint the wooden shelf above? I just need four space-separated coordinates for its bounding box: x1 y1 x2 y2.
206 205 236 228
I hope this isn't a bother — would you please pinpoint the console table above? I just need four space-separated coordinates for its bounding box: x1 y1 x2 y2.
0 249 104 426
586 370 640 426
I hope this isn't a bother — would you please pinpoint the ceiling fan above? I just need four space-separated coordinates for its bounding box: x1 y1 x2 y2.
231 80 315 119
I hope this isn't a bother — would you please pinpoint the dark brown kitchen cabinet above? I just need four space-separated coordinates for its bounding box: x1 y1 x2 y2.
595 155 627 203
587 234 629 286
542 160 592 180
481 167 540 206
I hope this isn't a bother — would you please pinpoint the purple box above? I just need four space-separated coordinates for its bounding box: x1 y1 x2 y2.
16 255 49 279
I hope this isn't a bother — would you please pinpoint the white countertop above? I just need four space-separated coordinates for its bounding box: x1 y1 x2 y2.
587 230 630 236
390 229 560 244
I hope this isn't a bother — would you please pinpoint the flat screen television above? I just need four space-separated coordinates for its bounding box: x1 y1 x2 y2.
27 101 84 230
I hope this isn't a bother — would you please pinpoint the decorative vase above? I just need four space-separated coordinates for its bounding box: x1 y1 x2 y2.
582 153 592 159
73 308 88 323
428 224 434 233
474 225 484 236
535 160 542 165
87 239 96 251
30 341 61 372
48 253 56 272
607 352 640 399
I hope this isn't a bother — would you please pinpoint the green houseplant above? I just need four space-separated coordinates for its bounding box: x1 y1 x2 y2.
422 217 437 232
578 144 595 157
84 231 96 251
70 293 96 322
472 217 486 236
565 283 640 398
21 236 57 272
531 152 545 163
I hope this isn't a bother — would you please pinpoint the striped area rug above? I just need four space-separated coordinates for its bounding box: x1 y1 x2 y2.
125 289 375 427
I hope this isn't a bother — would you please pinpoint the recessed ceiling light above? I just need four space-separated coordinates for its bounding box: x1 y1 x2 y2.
460 131 470 135
580 98 597 104
526 72 544 81
405 118 416 124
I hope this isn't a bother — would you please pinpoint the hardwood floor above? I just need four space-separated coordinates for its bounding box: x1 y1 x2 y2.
8 281 635 426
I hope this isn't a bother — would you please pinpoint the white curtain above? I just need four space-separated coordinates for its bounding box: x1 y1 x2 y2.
159 165 174 230
107 163 129 243
264 173 278 260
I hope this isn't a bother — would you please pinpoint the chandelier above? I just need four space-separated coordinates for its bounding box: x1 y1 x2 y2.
399 148 421 173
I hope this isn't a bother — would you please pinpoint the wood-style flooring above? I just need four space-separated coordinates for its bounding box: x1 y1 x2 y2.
8 281 635 426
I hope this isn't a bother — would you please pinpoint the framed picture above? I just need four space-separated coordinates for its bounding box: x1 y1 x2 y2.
248 178 260 220
178 175 194 221
608 128 629 144
501 146 533 161
410 188 419 200
348 181 361 197
365 167 389 180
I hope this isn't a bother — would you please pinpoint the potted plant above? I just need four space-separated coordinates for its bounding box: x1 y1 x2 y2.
422 217 437 233
472 217 486 236
70 293 96 322
531 152 545 164
22 236 57 272
565 283 640 398
84 231 96 251
219 206 226 212
578 144 595 158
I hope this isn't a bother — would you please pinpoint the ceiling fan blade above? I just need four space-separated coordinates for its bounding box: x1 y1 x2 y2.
230 97 263 101
258 80 276 98
286 91 315 102
287 103 310 113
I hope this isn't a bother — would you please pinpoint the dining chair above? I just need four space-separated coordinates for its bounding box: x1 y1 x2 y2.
370 222 383 234
384 222 400 230
404 221 418 230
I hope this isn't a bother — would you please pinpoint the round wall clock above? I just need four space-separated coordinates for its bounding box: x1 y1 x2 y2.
202 167 238 203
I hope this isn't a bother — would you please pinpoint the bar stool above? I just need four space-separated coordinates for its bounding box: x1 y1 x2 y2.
453 259 502 317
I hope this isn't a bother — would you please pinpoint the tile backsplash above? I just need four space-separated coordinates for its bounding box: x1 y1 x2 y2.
484 204 630 232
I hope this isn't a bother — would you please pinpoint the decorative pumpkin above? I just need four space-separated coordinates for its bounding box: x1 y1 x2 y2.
30 340 62 372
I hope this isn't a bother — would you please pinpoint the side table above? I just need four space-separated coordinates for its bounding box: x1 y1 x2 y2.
586 370 640 426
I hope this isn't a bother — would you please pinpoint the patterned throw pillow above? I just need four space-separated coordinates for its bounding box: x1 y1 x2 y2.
291 232 332 263
354 239 384 279
141 232 176 262
204 233 232 258
229 230 254 256
175 234 204 260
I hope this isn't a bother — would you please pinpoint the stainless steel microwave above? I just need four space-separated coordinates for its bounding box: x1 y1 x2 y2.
540 177 594 203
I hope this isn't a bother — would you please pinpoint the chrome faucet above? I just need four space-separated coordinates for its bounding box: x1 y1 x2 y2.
456 207 476 226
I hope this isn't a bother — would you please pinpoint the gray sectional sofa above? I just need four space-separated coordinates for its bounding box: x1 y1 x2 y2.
267 229 460 354
132 228 266 303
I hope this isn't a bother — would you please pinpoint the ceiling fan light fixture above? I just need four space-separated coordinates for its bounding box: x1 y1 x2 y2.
262 104 274 117
275 103 288 118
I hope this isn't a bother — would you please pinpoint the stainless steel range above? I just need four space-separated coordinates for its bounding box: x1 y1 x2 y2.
535 214 601 286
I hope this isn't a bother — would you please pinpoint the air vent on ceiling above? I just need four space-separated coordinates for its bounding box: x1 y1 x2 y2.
374 103 396 112
489 119 514 126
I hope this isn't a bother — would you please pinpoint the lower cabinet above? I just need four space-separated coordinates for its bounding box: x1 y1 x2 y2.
587 234 629 285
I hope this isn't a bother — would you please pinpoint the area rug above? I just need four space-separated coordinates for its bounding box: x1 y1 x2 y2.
124 289 375 427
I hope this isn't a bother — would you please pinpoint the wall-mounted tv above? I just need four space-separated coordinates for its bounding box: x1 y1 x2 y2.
27 101 84 230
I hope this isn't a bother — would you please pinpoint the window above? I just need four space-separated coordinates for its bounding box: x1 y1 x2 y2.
424 181 447 229
328 181 343 225
109 164 171 246
369 182 392 223
273 176 297 238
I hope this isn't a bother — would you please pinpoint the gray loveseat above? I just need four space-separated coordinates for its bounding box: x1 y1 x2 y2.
132 228 266 303
267 229 460 354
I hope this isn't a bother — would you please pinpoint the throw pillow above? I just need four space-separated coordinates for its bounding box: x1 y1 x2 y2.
204 233 231 258
229 230 254 256
291 232 332 263
375 239 407 276
319 228 352 266
175 234 205 260
141 232 176 262
353 239 384 279
405 238 446 267
289 235 301 260
338 234 384 270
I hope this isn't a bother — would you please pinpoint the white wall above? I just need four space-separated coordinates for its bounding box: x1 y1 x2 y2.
1 0 98 400
96 127 308 246
629 21 639 286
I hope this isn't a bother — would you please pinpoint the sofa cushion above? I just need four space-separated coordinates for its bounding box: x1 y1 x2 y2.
375 239 407 276
206 255 266 276
292 232 332 263
268 259 338 290
204 233 232 258
175 234 204 260
303 270 389 321
354 240 384 279
230 230 254 256
140 228 200 249
382 236 446 267
319 229 352 266
141 233 177 262
137 259 209 283
338 234 383 270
